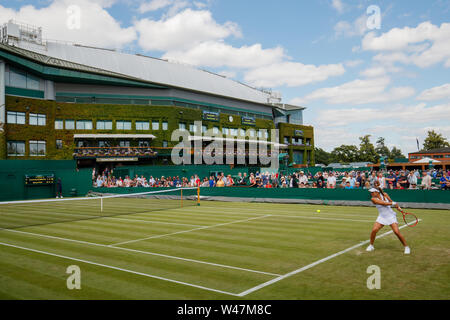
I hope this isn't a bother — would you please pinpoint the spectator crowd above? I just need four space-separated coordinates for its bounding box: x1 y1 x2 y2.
93 167 450 190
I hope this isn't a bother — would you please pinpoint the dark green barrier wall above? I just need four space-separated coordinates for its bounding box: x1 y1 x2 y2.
0 160 91 201
92 186 450 204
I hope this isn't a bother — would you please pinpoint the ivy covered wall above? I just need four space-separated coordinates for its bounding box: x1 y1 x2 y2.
3 95 277 161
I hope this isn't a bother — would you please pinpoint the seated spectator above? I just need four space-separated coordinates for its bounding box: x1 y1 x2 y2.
216 178 225 187
397 171 409 189
440 171 450 190
420 171 432 190
407 171 417 189
327 172 336 189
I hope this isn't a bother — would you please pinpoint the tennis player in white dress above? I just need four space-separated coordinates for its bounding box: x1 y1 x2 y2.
366 180 411 254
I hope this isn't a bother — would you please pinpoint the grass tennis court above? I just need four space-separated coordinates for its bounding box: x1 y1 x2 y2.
0 199 449 300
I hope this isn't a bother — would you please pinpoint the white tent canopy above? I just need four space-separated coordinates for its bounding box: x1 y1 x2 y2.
413 157 441 164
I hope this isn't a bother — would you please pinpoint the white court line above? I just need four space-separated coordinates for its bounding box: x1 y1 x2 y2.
109 214 272 247
195 205 374 219
2 229 280 277
165 207 373 223
237 220 421 297
0 241 239 297
104 216 203 228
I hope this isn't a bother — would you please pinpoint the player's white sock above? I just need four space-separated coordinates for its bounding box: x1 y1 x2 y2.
404 246 410 254
366 244 374 252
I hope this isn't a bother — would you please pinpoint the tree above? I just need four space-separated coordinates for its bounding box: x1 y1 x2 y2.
331 145 359 163
423 130 450 150
389 147 405 159
314 147 333 165
358 135 378 163
375 137 390 159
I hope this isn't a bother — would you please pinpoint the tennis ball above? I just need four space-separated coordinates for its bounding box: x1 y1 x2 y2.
316 209 321 213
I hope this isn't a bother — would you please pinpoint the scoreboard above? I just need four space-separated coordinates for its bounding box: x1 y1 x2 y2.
25 174 55 186
202 111 220 122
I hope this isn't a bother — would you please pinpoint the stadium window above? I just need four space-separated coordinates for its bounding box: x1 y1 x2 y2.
9 67 27 88
230 128 238 136
55 119 64 130
284 137 290 145
65 119 75 130
162 121 168 130
257 131 263 138
98 140 109 148
179 122 186 131
119 140 130 147
222 127 229 135
56 139 63 150
190 123 199 133
136 121 150 131
97 120 113 130
26 73 40 90
116 120 132 130
7 141 25 156
29 140 46 156
6 111 26 124
29 113 46 126
151 121 159 130
202 125 207 133
76 120 93 130
249 130 255 137
213 127 219 134
239 129 245 137
163 140 168 148
138 140 149 147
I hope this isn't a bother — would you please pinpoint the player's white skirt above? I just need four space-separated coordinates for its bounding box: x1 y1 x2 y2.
375 206 398 226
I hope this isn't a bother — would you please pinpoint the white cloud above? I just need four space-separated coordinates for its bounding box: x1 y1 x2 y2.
360 66 386 78
163 41 285 69
0 0 136 49
135 9 241 51
345 59 364 67
331 0 345 14
313 102 449 129
292 77 415 105
362 21 450 68
138 0 173 13
244 61 345 88
417 83 450 101
334 14 367 37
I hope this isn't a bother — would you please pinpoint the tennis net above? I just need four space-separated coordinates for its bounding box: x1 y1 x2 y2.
0 187 199 230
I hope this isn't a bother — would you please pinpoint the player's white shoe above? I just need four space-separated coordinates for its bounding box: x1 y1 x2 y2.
366 244 375 252
404 246 410 254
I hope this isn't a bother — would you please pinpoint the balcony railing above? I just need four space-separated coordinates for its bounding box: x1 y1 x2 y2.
73 147 157 159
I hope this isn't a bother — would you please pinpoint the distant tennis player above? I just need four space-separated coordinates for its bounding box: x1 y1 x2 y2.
366 180 410 254
56 178 63 198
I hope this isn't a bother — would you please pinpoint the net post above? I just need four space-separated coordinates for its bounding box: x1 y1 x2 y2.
101 196 103 212
181 188 183 208
197 186 200 206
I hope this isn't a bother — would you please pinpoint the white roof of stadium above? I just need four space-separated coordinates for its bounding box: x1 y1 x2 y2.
14 40 273 105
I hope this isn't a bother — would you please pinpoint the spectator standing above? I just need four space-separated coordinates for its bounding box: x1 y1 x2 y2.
327 172 336 189
421 171 432 190
56 178 63 198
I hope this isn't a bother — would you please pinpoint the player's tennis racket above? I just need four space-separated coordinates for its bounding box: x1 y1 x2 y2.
397 208 419 227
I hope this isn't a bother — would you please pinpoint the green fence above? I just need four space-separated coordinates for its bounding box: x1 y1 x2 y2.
0 160 91 201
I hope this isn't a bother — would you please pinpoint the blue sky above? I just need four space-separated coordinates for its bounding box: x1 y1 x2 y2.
1 0 449 155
